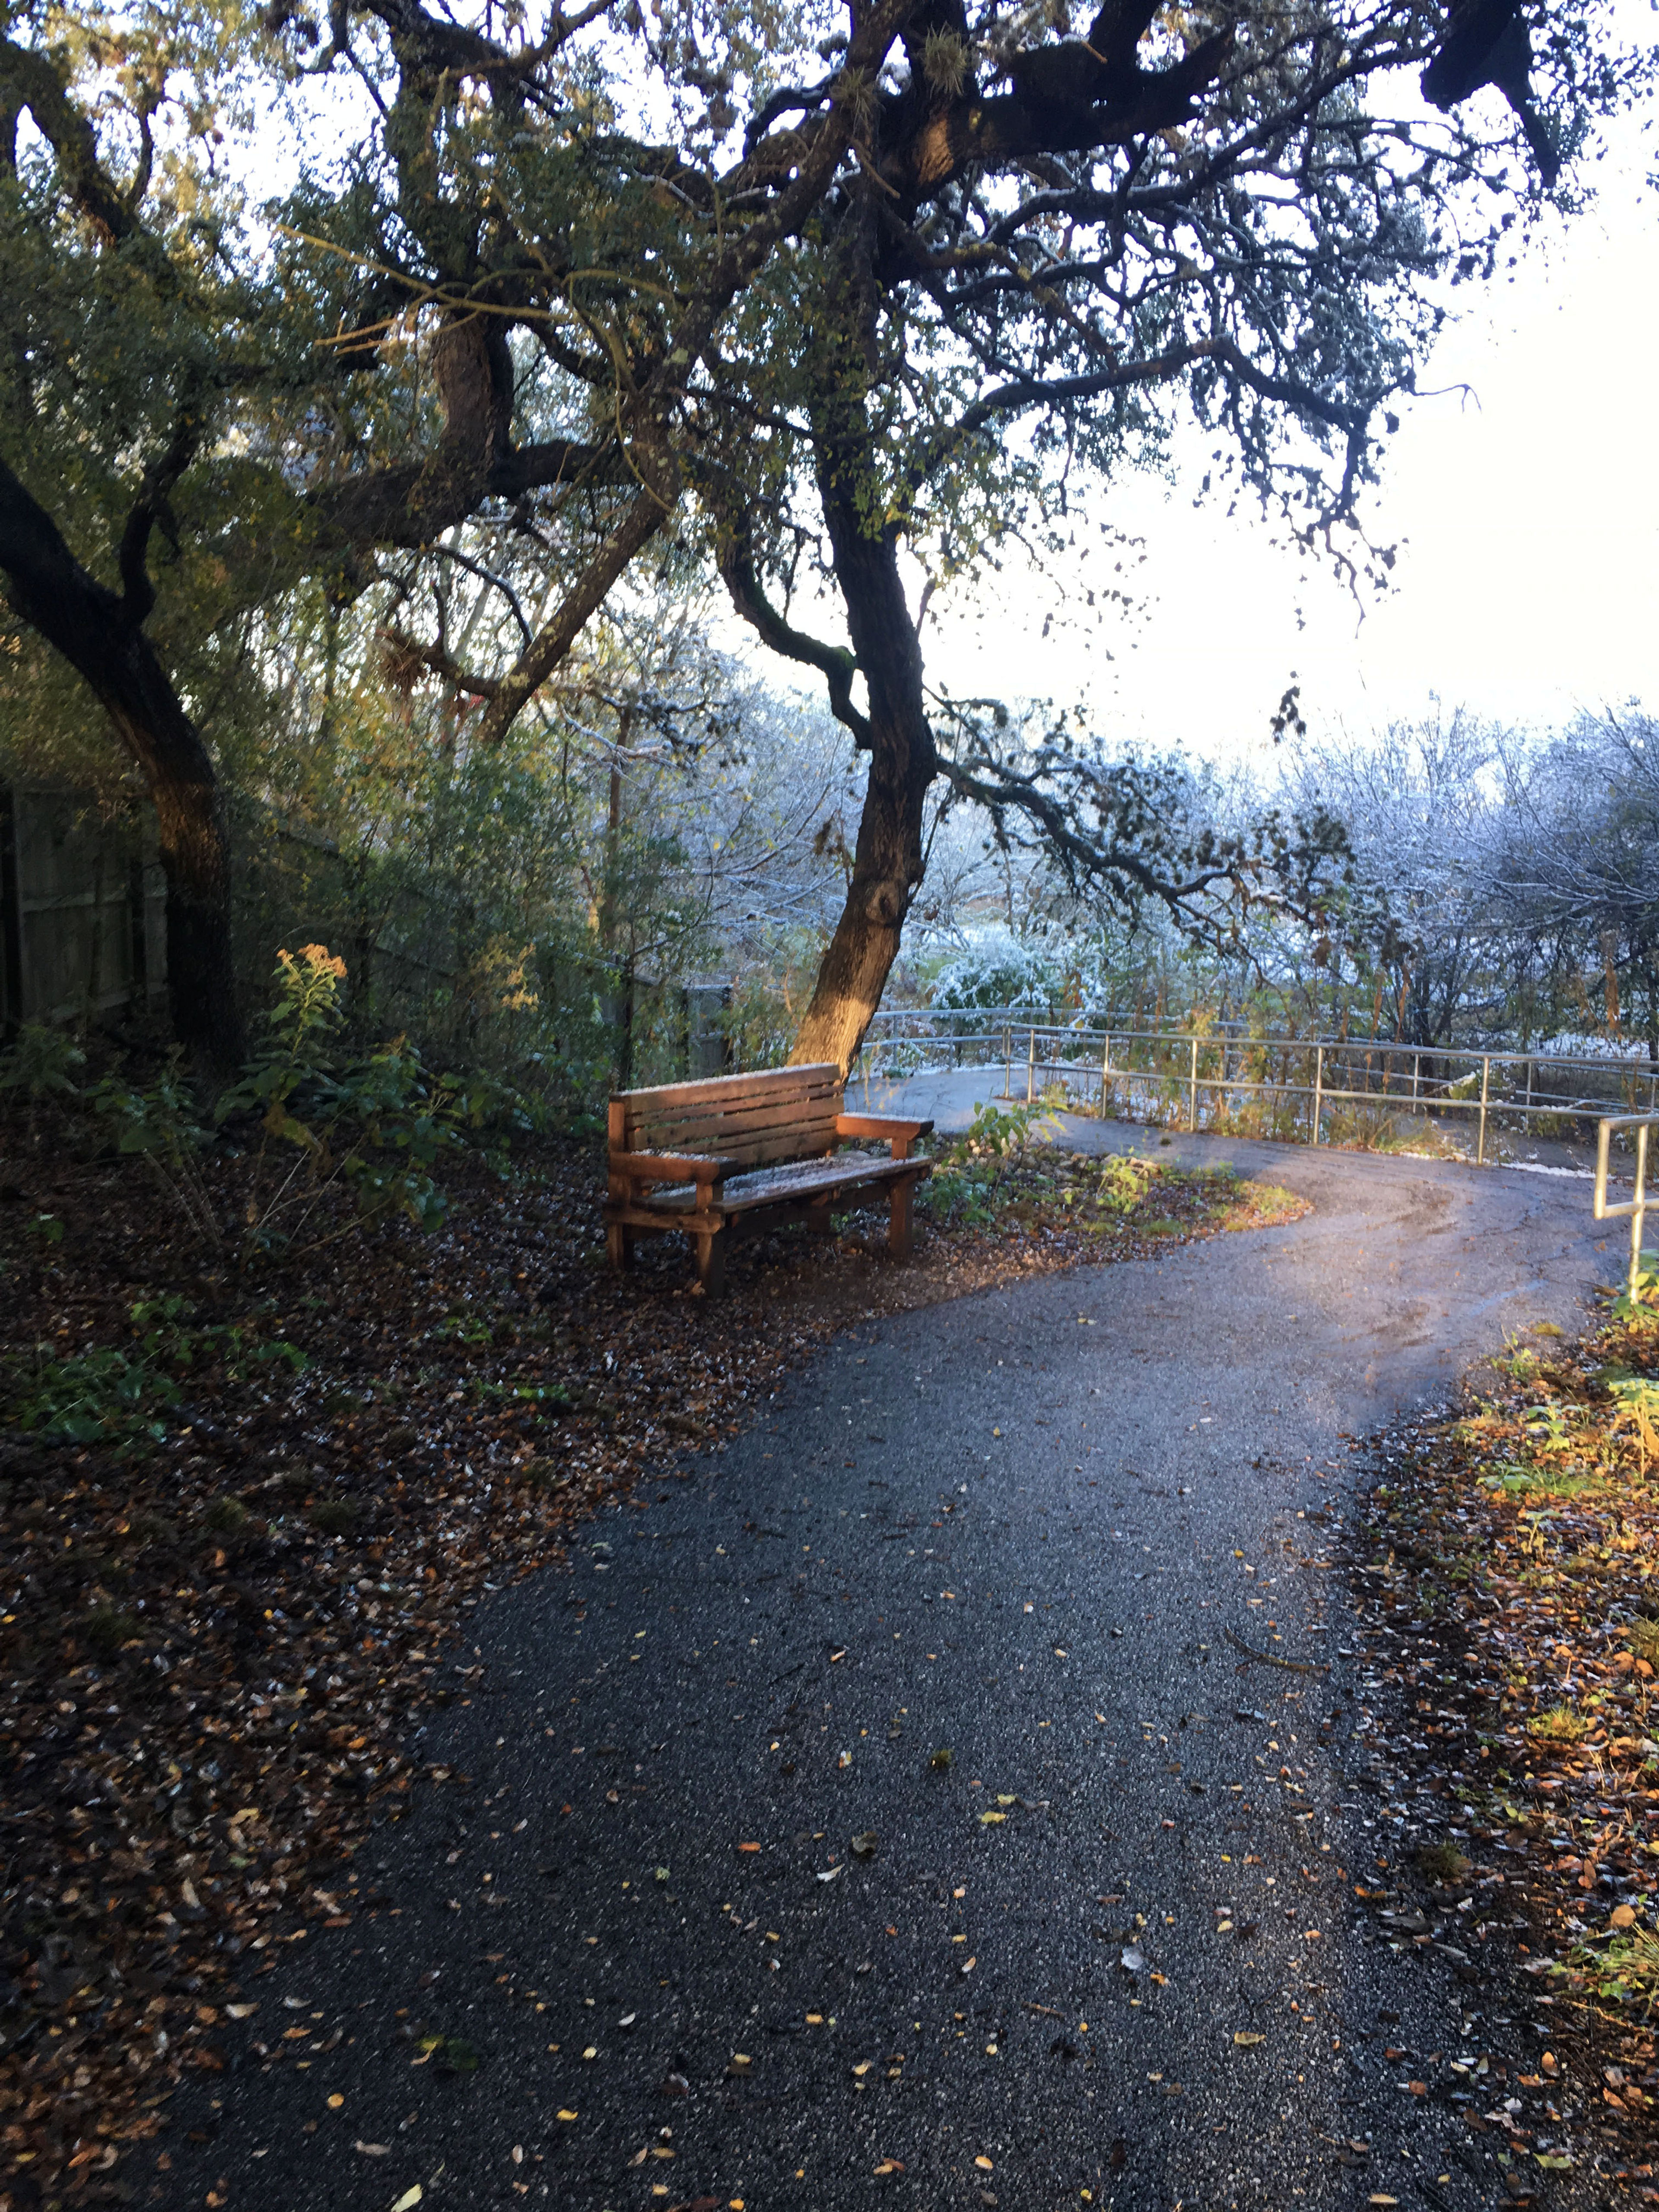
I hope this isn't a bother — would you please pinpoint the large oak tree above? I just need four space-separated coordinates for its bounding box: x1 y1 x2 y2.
0 0 1643 1068
0 0 906 1059
689 0 1644 1066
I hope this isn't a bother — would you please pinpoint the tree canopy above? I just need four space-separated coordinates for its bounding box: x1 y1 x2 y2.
0 0 1648 1064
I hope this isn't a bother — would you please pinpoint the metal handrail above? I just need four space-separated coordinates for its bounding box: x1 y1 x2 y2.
858 1009 1659 1082
1595 1114 1659 1302
851 1017 1659 1164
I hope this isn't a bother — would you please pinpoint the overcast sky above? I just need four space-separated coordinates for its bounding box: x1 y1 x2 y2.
915 102 1659 770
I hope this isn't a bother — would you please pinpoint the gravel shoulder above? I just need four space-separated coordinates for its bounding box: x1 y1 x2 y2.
168 1129 1617 2212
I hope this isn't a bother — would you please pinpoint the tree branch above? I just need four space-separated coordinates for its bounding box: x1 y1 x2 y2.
0 35 137 241
716 524 871 745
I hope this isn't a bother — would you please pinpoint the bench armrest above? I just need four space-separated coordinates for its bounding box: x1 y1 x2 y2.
610 1150 741 1189
834 1113 935 1161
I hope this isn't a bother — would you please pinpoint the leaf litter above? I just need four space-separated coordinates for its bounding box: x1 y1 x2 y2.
1342 1300 1659 2180
0 1121 1304 2196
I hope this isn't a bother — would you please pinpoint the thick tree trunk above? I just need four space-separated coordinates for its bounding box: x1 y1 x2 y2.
790 467 938 1074
0 459 244 1066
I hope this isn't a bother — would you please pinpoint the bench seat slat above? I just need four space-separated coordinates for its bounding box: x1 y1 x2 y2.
626 1154 923 1216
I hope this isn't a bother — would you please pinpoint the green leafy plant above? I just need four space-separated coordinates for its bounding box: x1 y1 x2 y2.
1612 1252 1659 1326
921 1098 1063 1226
216 945 496 1264
8 1343 181 1452
92 1057 220 1250
3 1294 305 1456
1570 1924 1659 2013
1606 1369 1659 1467
0 1023 85 1108
1089 1153 1160 1220
1527 1705 1587 1745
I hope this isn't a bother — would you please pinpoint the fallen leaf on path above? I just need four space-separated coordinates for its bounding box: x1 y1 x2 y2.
1233 2031 1265 2047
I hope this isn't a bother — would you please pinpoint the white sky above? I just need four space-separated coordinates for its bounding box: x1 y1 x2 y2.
915 107 1659 769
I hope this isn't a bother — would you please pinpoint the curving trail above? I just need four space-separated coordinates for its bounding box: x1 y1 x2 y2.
178 1122 1615 2212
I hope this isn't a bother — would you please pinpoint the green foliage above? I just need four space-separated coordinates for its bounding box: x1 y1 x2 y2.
920 1100 1068 1225
216 943 510 1259
3 1294 305 1454
954 1099 1058 1164
8 1342 180 1452
1613 1254 1659 1327
92 1058 220 1249
0 1023 84 1101
1573 1925 1659 2013
1527 1704 1588 1744
85 945 521 1265
1417 1842 1473 1884
1090 1153 1161 1218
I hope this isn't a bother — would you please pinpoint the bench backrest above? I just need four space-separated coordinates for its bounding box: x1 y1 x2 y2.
610 1063 844 1171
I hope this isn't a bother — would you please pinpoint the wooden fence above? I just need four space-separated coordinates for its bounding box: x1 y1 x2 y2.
0 784 166 1034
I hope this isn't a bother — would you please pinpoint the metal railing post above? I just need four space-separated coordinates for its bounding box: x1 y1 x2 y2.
1027 1025 1035 1104
1637 1125 1651 1294
1595 1114 1657 1305
1477 1055 1491 1165
1101 1030 1112 1118
1312 1043 1323 1142
1004 1023 1012 1101
1189 1032 1199 1131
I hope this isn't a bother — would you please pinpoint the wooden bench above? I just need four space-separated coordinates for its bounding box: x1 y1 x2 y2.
604 1063 933 1294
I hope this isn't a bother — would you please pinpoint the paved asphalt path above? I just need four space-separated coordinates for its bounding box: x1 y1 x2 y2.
172 1122 1618 2212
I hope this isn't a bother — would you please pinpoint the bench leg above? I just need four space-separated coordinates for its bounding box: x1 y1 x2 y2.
606 1222 634 1271
693 1230 726 1296
887 1176 915 1261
